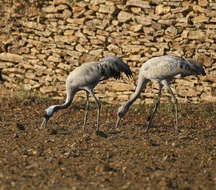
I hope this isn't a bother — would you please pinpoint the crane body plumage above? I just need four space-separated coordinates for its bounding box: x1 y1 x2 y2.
140 55 204 81
116 55 206 131
41 56 132 131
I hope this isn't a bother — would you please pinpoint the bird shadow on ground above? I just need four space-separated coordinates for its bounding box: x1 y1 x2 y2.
107 130 122 135
135 123 171 133
103 124 122 135
95 130 108 138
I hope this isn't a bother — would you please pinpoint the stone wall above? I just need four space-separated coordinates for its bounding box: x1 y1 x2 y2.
0 0 215 104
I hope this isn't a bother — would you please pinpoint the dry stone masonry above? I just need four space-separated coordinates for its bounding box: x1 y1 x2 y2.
0 0 215 104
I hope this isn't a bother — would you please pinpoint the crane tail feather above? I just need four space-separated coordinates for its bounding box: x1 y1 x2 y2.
100 56 132 80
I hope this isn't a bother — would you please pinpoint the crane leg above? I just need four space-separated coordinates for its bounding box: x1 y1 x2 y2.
146 83 163 132
83 91 90 130
89 90 101 132
162 80 178 131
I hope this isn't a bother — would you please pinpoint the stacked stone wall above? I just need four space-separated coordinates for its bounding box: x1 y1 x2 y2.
0 0 215 104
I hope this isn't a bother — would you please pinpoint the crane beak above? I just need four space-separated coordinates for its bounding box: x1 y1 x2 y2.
39 113 49 129
39 118 48 129
115 116 121 128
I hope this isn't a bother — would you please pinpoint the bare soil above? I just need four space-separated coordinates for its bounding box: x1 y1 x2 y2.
0 91 216 190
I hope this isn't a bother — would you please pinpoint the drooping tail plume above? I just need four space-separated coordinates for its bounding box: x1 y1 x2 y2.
99 56 132 79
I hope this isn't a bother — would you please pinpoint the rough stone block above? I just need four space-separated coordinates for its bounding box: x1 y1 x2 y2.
126 0 150 8
42 6 56 13
192 15 209 24
25 73 36 79
0 53 23 63
131 24 143 32
165 26 178 37
22 21 45 31
3 68 24 74
0 62 14 69
188 30 205 40
99 4 116 14
57 63 71 71
198 0 208 6
117 11 133 22
67 17 85 25
40 86 57 94
91 0 106 5
134 16 152 25
53 0 72 7
155 4 171 15
47 56 62 63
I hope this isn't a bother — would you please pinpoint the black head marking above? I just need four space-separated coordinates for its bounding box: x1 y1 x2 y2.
185 64 190 71
43 112 50 120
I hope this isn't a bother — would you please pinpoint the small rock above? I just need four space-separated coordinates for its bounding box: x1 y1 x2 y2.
25 72 35 79
47 56 61 63
0 53 23 63
91 0 106 5
135 16 152 25
40 86 57 94
16 123 25 131
99 4 116 14
42 6 56 13
67 18 85 25
165 26 178 37
198 0 208 7
126 0 150 8
171 142 176 147
62 9 72 18
188 30 205 40
50 129 57 135
117 11 133 22
155 4 171 15
53 0 71 7
131 24 143 32
13 133 19 138
0 62 14 69
192 15 209 24
95 164 115 172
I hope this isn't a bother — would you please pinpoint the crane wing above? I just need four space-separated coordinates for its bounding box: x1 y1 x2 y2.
67 56 132 90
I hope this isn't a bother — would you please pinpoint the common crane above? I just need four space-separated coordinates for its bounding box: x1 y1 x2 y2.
115 55 206 132
40 56 132 132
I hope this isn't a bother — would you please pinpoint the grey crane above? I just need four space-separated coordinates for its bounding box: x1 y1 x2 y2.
40 56 132 132
115 55 206 132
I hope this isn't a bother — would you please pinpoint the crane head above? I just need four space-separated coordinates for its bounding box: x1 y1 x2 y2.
39 106 55 129
40 113 49 129
187 59 206 76
115 104 129 128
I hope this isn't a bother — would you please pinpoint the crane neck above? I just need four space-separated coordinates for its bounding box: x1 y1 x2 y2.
125 77 148 109
52 90 76 113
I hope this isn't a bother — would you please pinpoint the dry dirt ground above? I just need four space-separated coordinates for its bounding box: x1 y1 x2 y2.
0 90 216 190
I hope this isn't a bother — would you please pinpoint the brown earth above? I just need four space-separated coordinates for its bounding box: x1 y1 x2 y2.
0 89 216 190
